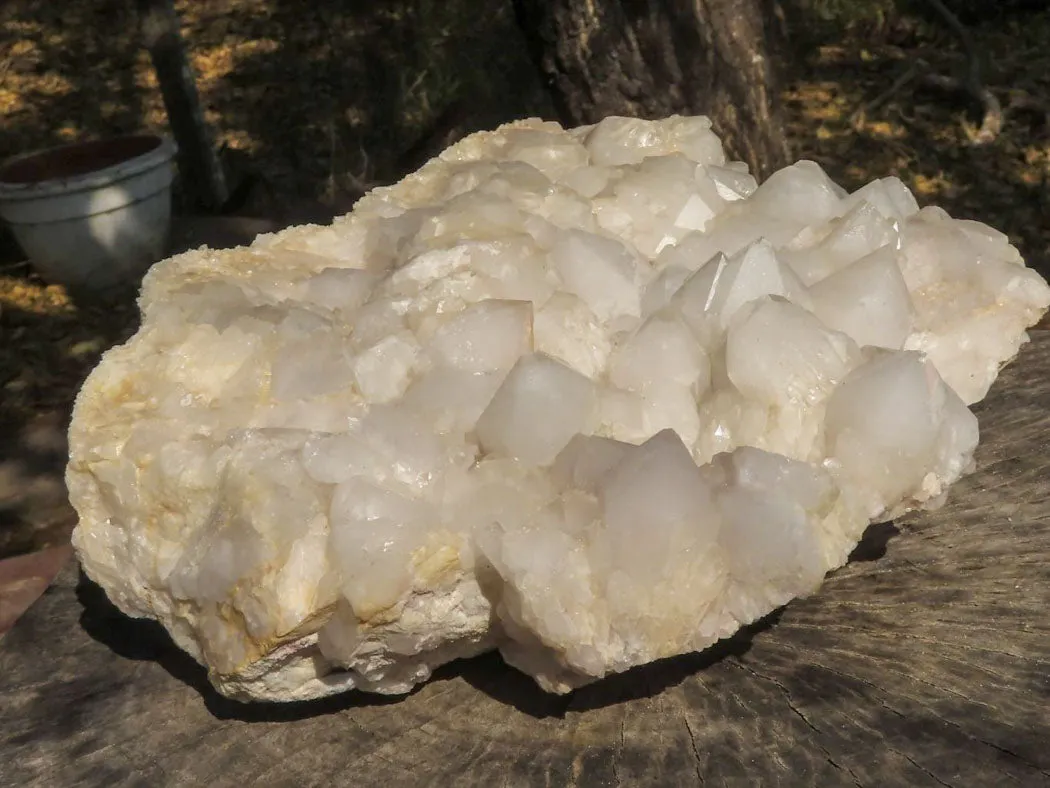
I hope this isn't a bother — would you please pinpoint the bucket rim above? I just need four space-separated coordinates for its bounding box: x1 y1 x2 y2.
0 135 178 200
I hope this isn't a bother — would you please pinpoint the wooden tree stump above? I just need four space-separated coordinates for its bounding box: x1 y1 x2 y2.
3 335 1050 786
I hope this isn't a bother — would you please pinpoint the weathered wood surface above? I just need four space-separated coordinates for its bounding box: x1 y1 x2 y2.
3 335 1050 787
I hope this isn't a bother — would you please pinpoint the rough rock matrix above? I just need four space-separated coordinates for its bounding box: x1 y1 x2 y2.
69 116 1050 701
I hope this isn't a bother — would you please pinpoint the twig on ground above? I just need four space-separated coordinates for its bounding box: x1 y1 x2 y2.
1004 89 1050 131
341 138 378 200
850 61 921 129
853 2 1006 144
922 0 1002 144
919 71 1002 144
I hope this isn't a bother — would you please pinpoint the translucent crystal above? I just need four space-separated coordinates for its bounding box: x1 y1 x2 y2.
69 116 1050 702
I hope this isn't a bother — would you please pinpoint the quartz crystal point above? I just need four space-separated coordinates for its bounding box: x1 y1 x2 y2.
68 116 1050 701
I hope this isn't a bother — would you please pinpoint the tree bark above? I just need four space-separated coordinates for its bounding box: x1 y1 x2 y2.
514 0 791 181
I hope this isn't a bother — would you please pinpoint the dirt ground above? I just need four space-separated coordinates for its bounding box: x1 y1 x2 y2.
1 1 1048 558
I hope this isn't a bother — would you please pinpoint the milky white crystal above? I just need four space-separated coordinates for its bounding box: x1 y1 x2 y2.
68 115 1050 701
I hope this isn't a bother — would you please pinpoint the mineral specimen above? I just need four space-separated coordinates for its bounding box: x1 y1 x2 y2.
68 116 1050 701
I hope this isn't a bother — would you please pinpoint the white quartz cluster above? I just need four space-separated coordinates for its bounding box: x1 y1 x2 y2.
68 116 1050 701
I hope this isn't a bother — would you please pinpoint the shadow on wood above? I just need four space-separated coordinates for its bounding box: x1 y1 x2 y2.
72 567 785 723
845 520 900 563
74 572 403 724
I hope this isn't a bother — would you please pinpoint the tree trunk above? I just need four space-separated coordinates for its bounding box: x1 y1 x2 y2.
514 0 791 181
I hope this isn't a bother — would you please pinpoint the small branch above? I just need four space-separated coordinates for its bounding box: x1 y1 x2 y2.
919 72 1002 144
924 0 978 81
340 139 378 204
922 0 1001 145
852 42 1004 144
1004 89 1050 130
850 61 921 130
